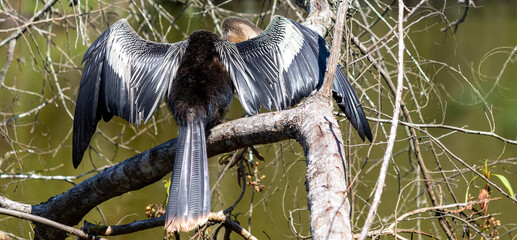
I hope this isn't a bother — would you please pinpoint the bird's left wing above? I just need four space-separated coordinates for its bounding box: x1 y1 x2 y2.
73 19 188 167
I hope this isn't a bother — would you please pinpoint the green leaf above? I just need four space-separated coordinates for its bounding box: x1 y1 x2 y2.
163 179 171 205
492 174 515 197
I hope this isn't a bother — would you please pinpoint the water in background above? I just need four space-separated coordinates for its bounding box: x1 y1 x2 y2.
0 1 516 239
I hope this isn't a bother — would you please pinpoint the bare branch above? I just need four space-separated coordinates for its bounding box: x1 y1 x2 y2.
0 40 16 91
441 0 470 34
0 196 32 213
365 116 517 145
0 173 76 184
0 207 106 240
318 1 347 98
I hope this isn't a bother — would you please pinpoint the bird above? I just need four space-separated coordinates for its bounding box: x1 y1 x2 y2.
73 15 372 233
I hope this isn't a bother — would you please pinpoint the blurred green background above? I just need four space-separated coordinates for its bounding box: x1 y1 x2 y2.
0 0 516 239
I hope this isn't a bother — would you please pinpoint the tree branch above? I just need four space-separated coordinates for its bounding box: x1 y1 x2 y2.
32 98 342 238
81 212 257 240
0 40 16 91
318 0 347 98
441 0 470 34
0 207 106 240
300 0 355 239
0 196 32 213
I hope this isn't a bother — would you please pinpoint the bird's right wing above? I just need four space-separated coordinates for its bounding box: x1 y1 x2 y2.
231 16 324 114
218 15 372 141
73 19 188 167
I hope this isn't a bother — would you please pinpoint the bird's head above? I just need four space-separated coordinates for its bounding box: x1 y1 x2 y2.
221 16 263 43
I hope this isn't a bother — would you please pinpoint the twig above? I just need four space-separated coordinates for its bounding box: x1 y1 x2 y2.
483 44 517 100
354 228 439 239
45 23 74 120
210 211 258 240
441 0 470 34
0 40 16 91
389 198 500 229
427 133 517 203
358 1 405 239
223 156 247 215
0 207 106 240
363 116 517 145
0 173 76 184
0 0 59 47
357 0 396 39
82 216 163 236
211 149 243 194
288 208 311 239
204 0 223 35
0 92 61 125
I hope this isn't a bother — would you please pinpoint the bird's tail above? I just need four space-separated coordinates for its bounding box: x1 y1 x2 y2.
165 120 210 233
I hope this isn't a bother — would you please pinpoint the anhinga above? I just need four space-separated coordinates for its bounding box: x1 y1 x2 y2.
73 16 372 233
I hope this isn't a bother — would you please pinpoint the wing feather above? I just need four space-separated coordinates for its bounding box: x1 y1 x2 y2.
231 16 322 112
214 40 261 115
73 19 188 167
219 15 372 141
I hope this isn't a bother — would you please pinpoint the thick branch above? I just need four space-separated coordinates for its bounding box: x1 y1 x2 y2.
301 95 352 239
302 1 353 239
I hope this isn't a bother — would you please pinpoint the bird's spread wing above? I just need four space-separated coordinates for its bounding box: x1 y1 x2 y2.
228 15 324 113
219 15 372 141
73 19 188 167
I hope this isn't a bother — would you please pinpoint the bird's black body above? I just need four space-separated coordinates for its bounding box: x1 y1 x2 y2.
168 31 233 127
73 16 372 233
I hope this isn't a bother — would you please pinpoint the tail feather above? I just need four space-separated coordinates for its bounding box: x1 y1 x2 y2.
165 120 210 232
